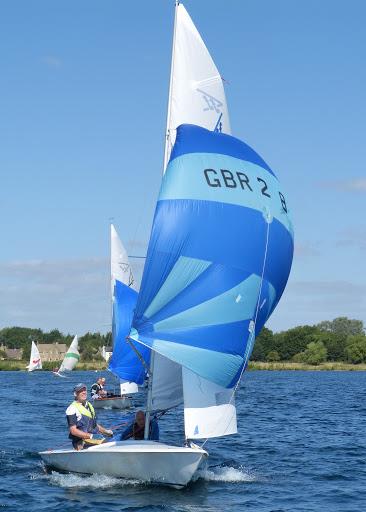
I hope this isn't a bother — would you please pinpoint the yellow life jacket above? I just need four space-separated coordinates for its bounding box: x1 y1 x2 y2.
72 400 95 419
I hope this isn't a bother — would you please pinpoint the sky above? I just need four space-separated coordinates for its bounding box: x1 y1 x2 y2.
1 0 365 335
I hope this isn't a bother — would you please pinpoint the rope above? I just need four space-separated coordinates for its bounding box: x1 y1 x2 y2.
109 421 129 431
126 336 150 374
201 214 271 449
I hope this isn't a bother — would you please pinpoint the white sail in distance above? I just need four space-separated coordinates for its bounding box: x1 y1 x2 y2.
164 3 231 170
111 223 136 294
111 224 139 394
59 335 80 373
27 341 42 372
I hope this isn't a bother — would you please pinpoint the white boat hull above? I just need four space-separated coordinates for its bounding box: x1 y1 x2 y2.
52 371 68 378
92 396 131 409
40 440 207 488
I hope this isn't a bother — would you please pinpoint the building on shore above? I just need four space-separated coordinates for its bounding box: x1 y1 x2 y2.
0 345 23 360
101 345 113 362
38 342 67 362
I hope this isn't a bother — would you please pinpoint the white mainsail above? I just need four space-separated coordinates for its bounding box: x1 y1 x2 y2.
151 353 183 411
27 341 42 372
147 2 237 441
110 223 139 394
164 3 231 170
111 223 136 293
59 335 80 373
182 368 237 439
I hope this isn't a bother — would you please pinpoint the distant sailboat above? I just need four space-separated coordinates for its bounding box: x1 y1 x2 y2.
92 224 149 409
27 341 42 372
54 336 80 377
40 3 293 488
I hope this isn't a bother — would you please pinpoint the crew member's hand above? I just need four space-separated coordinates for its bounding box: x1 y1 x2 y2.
104 429 113 437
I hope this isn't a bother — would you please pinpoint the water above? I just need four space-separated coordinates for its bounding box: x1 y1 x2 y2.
1 370 365 511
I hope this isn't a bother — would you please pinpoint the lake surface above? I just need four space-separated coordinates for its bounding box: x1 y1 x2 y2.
1 370 365 511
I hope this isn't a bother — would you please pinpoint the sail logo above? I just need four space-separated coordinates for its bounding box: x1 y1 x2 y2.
118 262 134 287
203 168 288 213
214 113 223 133
197 88 223 113
119 262 130 273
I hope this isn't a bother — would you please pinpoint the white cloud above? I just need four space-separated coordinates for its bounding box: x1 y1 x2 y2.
294 242 319 258
335 227 366 251
318 178 366 192
41 55 62 69
0 259 110 334
2 260 365 336
267 279 366 331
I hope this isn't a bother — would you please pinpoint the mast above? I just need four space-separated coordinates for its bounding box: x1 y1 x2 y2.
163 0 179 171
110 222 114 349
145 1 179 439
144 350 155 439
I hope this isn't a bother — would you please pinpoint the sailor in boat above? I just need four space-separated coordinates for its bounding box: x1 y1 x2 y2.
66 383 113 450
101 377 116 397
120 410 159 441
90 376 107 400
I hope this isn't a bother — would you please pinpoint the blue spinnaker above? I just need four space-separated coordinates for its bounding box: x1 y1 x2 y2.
130 124 293 389
109 279 150 385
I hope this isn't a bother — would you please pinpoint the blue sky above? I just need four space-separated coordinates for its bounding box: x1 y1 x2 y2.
1 0 365 335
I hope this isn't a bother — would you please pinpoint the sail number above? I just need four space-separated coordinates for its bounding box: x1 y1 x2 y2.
203 168 288 213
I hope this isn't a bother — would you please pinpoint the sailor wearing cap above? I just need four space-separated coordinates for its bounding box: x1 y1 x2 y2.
66 383 113 450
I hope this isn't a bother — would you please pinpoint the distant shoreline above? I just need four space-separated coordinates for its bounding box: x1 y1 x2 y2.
248 361 366 371
0 361 107 371
1 360 366 372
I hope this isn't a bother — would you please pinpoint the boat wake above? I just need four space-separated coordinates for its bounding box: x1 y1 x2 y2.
196 465 258 483
32 470 141 489
31 464 258 489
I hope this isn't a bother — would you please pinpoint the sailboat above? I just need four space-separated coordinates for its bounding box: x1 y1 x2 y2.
53 335 80 377
27 341 42 372
92 224 149 409
39 3 294 488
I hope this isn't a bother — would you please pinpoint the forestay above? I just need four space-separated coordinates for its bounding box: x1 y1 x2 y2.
164 3 231 170
130 124 294 437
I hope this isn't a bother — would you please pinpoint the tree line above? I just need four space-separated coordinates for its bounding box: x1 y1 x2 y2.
0 316 365 365
0 327 111 362
252 317 366 364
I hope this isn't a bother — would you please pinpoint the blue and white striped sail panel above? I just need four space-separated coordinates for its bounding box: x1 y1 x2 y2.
130 124 294 389
109 279 150 385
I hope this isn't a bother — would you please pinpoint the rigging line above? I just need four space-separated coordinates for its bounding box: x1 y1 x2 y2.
201 215 271 449
125 336 150 374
